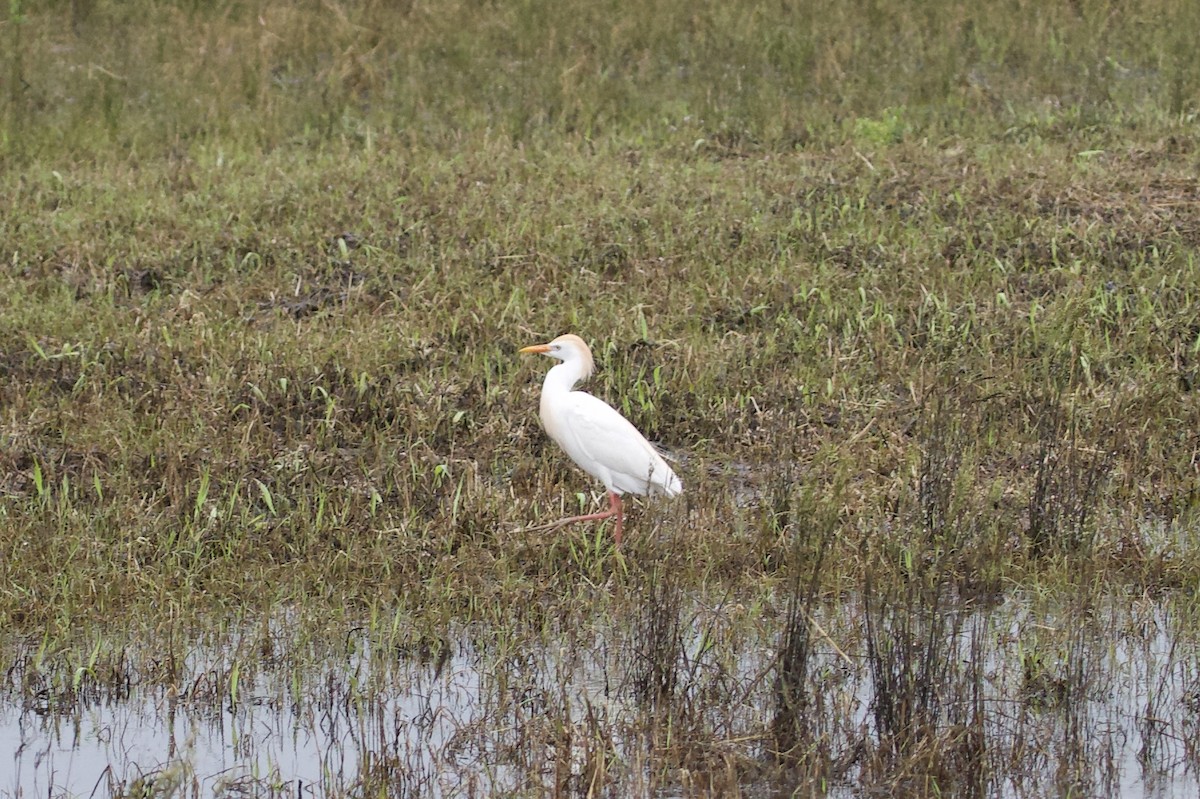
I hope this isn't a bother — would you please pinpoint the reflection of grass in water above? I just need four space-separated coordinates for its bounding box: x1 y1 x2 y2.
9 596 1200 796
2 0 1200 794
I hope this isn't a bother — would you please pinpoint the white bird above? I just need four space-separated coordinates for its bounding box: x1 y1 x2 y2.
519 334 682 545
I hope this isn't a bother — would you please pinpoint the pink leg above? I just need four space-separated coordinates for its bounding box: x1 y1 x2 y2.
549 491 625 546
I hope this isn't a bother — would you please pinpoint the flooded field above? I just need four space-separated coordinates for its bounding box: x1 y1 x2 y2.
5 1 1200 797
5 590 1198 798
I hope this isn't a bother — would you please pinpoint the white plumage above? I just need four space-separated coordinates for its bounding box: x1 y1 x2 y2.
520 334 682 543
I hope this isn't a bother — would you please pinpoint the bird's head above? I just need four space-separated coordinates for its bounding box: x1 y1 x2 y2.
519 334 595 380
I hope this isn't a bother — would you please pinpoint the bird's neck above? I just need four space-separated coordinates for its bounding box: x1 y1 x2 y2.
542 361 583 399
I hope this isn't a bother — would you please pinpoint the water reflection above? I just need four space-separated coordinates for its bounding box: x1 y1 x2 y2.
1 596 1197 797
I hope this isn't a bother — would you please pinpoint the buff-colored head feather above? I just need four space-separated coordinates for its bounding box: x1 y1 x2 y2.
549 334 594 380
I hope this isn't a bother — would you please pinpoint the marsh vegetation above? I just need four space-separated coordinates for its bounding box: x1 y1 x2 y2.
2 0 1199 795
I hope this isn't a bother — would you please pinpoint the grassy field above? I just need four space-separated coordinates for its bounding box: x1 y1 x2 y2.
2 0 1200 795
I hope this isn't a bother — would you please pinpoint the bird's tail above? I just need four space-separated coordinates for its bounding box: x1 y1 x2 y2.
650 462 683 498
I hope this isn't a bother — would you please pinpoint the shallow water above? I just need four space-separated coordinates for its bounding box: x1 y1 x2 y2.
2 595 1198 798
2 634 498 797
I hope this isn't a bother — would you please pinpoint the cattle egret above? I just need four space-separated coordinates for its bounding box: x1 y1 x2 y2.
519 334 682 544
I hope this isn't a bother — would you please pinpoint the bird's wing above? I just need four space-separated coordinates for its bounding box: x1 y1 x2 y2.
552 391 681 496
